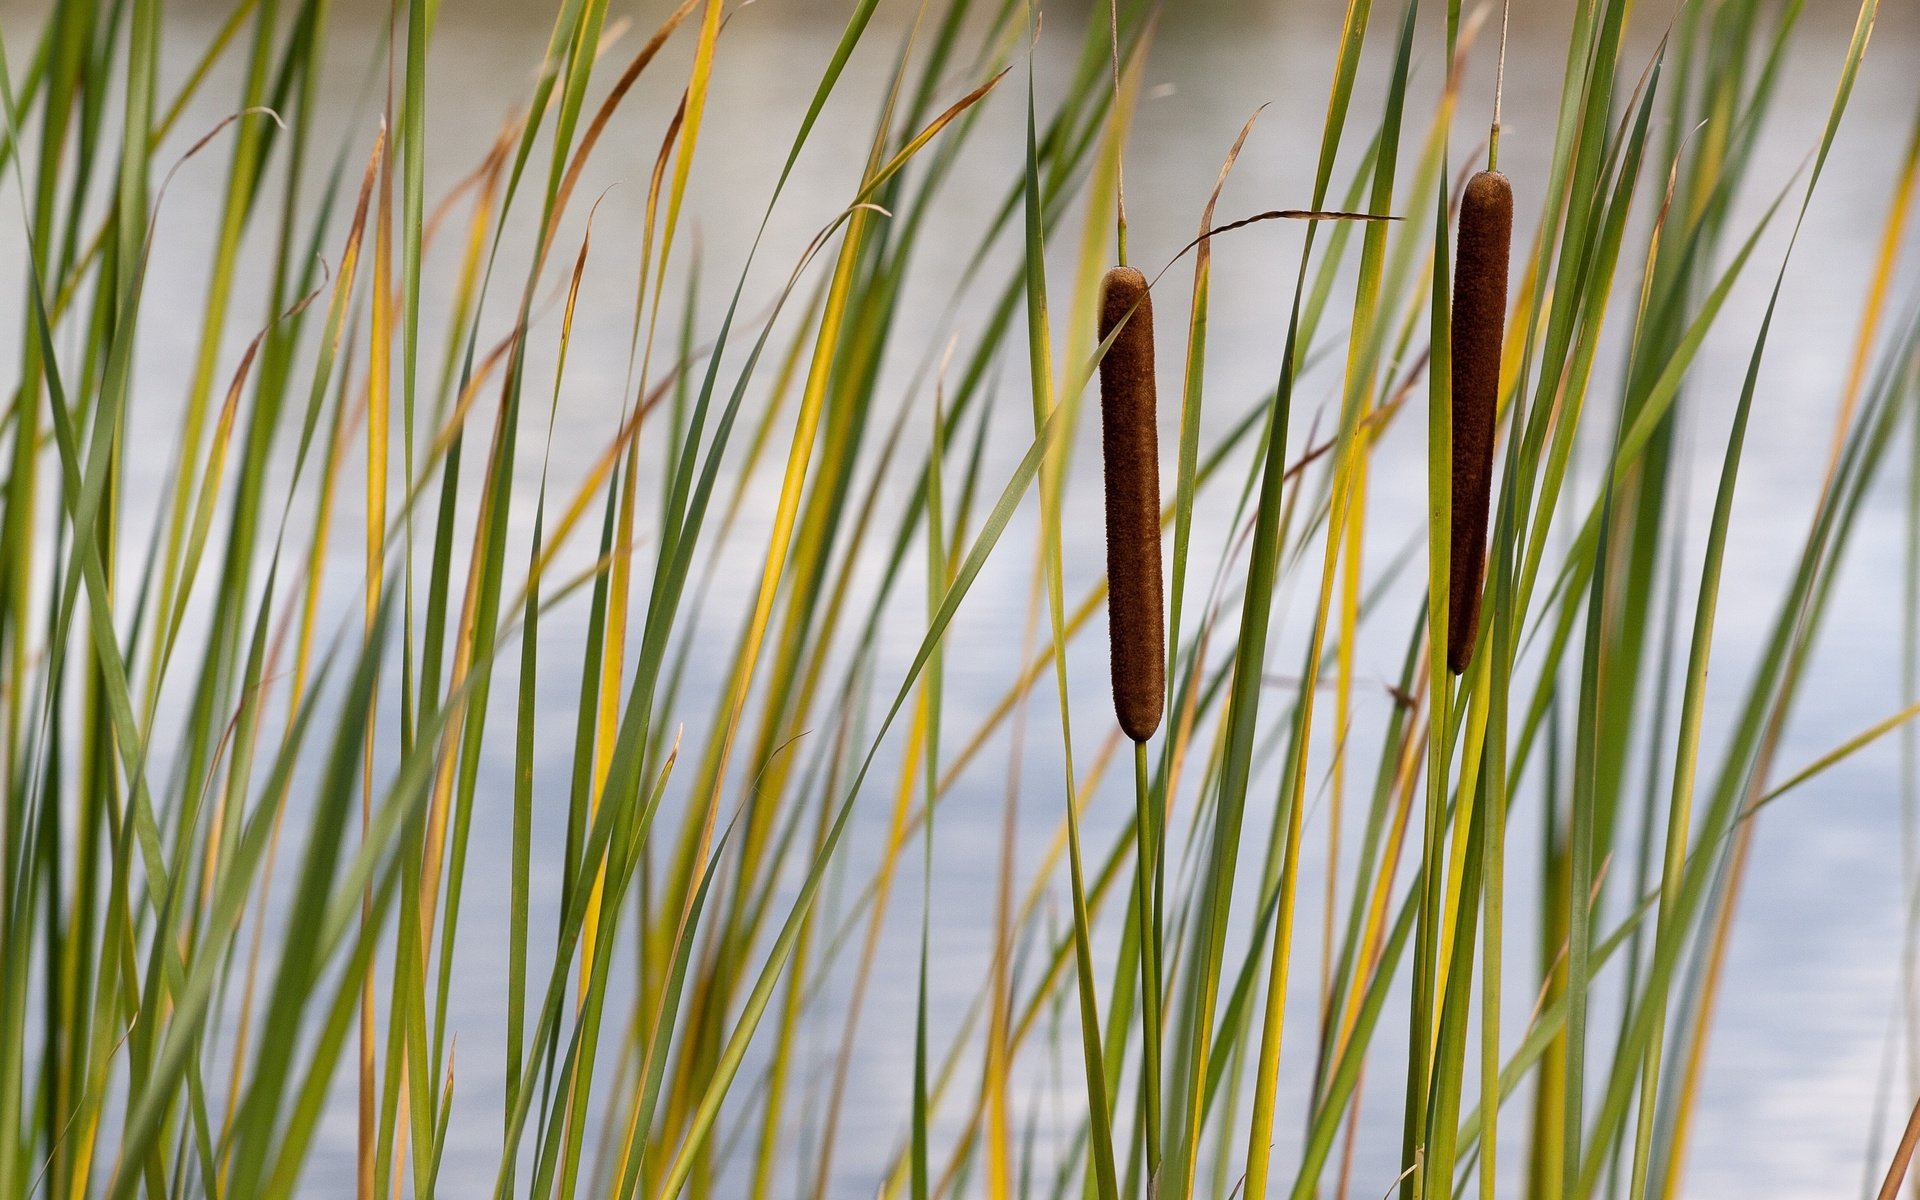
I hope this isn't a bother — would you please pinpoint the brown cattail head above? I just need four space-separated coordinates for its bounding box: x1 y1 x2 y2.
1098 265 1165 742
1447 169 1513 675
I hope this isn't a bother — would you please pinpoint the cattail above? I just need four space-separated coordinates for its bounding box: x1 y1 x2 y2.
1447 170 1513 675
1098 265 1165 742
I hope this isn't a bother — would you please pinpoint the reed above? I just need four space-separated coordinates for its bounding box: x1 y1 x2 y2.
1097 264 1165 742
0 3 1906 1200
1446 168 1512 675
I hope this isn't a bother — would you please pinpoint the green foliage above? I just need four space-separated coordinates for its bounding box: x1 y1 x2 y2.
0 0 1912 1197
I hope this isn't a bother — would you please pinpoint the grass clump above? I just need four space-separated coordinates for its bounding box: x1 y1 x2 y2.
0 0 1916 1198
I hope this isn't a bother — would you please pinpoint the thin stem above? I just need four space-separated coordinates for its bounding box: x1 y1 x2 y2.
1132 737 1162 1180
1111 0 1128 265
1877 1094 1920 1200
1488 0 1511 171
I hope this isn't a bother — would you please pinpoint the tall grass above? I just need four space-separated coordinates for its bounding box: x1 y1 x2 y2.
0 0 1916 1197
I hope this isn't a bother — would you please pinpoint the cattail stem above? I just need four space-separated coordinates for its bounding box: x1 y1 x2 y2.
1108 0 1128 266
1447 170 1513 675
1132 740 1162 1175
1489 0 1511 172
1101 268 1166 1179
1098 265 1165 740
